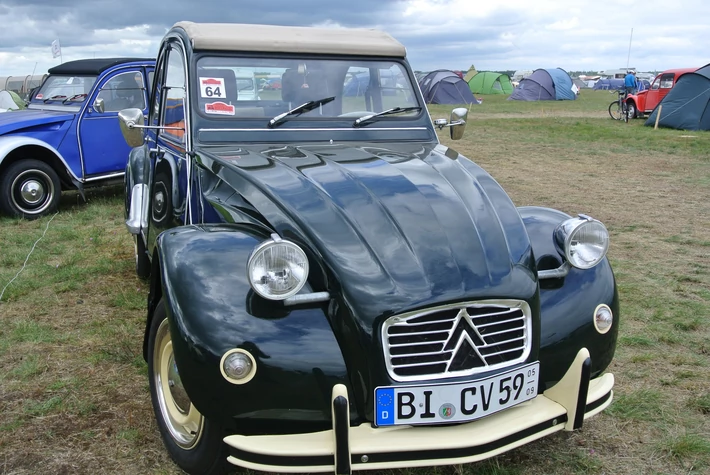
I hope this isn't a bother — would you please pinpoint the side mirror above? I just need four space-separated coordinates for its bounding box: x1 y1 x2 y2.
118 108 146 147
449 107 468 140
433 108 468 140
93 98 105 114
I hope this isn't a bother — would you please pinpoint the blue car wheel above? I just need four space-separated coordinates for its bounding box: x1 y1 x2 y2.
0 159 61 219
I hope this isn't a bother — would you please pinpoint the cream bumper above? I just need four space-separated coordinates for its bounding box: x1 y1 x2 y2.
224 348 613 474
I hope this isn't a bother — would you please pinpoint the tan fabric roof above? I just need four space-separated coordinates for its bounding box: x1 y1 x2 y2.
173 22 406 58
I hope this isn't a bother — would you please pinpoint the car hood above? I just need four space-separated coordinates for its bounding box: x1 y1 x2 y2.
0 109 75 135
202 142 538 322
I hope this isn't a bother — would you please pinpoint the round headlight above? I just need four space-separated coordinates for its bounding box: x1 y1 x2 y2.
247 236 309 300
556 216 609 269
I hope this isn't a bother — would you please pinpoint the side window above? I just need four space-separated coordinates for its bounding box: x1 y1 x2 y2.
651 78 660 90
659 74 674 89
96 72 146 112
161 47 186 143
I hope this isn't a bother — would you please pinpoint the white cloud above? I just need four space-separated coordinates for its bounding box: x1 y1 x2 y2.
0 0 708 77
546 17 580 31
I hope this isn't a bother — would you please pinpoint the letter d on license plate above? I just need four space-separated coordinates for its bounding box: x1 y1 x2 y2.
375 362 539 426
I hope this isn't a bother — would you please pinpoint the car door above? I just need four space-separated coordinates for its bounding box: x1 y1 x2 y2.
646 73 675 111
147 43 192 249
79 68 150 176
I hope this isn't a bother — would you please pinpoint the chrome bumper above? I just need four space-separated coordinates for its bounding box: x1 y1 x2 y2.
125 184 147 235
224 348 613 474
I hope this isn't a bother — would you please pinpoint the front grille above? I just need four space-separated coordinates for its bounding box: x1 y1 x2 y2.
382 300 532 381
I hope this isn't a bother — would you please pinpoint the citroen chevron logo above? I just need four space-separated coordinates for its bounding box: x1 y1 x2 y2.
443 308 487 371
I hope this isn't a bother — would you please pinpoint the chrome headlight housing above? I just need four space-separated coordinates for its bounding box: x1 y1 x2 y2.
247 235 309 300
555 215 609 269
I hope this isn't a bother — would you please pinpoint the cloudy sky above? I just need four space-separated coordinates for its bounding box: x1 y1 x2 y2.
0 0 707 77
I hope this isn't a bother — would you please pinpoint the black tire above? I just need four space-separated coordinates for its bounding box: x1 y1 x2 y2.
626 101 637 119
135 234 151 280
0 159 61 219
148 300 231 475
608 101 622 120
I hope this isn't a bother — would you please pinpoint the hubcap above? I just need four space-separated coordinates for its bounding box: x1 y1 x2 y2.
153 319 204 449
20 180 45 204
11 169 54 215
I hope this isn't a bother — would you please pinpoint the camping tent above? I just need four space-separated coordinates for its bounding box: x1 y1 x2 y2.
593 78 624 90
573 78 588 90
645 63 710 131
467 71 513 95
343 70 405 97
0 90 24 112
418 70 480 104
508 68 577 101
463 65 478 82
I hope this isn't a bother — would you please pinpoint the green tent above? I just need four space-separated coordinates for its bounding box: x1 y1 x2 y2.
467 71 513 95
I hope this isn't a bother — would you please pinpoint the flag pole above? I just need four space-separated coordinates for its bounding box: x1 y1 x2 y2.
625 28 633 70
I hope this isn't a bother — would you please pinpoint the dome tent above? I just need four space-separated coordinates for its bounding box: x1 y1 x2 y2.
467 71 513 95
645 63 710 131
593 78 624 90
418 70 480 104
509 68 577 101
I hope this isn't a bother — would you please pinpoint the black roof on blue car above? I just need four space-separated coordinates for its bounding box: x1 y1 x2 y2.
48 58 153 75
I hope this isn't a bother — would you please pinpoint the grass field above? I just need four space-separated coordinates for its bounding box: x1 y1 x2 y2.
1 90 709 475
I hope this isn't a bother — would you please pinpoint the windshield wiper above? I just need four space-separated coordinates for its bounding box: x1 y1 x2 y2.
352 106 422 127
62 94 88 104
43 95 67 103
268 96 336 128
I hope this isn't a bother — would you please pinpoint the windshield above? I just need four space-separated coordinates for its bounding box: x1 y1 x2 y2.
31 75 97 104
195 56 419 122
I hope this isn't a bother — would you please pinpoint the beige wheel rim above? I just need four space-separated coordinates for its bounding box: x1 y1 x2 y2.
153 318 204 449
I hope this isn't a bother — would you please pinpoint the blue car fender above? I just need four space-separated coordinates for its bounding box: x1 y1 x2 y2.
0 135 78 184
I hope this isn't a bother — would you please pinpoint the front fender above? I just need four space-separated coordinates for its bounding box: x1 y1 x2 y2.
156 224 353 426
0 135 78 182
519 206 619 389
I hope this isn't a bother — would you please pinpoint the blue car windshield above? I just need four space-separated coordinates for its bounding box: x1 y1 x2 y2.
31 75 97 104
193 56 420 121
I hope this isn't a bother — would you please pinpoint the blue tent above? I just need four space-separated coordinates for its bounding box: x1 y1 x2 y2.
418 70 480 104
593 78 624 90
343 71 405 97
508 68 576 101
645 63 710 131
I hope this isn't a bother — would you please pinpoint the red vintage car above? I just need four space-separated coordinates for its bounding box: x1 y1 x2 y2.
626 68 697 118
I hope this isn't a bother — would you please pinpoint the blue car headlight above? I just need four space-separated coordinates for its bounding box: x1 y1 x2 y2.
247 235 309 300
555 215 609 269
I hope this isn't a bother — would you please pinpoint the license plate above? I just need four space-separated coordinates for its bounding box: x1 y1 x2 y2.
375 362 539 426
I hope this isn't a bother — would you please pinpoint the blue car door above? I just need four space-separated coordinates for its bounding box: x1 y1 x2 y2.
79 67 149 176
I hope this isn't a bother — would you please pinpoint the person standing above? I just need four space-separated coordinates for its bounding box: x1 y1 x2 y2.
624 70 638 95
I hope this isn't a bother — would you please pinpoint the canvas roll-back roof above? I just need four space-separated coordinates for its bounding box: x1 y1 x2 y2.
48 58 153 75
173 21 406 58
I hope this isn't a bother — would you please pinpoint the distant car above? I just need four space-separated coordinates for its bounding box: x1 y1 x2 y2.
626 68 697 119
0 57 154 218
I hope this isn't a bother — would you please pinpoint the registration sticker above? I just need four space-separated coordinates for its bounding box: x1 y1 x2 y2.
199 77 226 98
375 362 539 426
204 101 235 116
36 93 43 99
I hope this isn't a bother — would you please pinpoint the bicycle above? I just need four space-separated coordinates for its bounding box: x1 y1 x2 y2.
608 89 630 122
